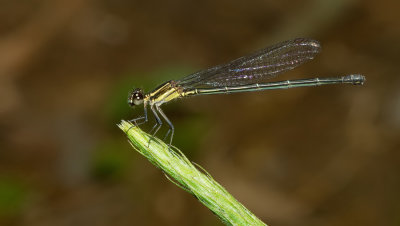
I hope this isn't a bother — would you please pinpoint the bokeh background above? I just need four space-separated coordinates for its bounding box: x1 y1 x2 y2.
1 0 399 225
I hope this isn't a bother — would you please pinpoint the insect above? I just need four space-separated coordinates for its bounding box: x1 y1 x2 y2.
128 38 365 145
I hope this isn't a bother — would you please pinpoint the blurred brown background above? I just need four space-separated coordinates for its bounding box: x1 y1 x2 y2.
0 0 399 225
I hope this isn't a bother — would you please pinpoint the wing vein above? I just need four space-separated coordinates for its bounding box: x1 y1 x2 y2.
177 38 321 89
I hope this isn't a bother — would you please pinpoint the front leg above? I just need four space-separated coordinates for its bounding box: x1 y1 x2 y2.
128 102 149 132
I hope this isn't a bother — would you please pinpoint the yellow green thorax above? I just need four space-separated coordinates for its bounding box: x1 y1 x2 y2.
145 81 183 105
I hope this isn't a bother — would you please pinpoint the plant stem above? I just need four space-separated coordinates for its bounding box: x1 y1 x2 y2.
118 120 267 226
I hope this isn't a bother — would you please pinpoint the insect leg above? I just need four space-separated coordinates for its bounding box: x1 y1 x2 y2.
127 103 149 133
149 104 163 137
156 105 174 146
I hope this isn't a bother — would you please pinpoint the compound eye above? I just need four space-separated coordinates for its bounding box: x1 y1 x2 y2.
128 89 144 106
133 94 143 105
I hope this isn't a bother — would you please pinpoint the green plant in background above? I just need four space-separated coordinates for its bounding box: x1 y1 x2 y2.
91 141 132 182
0 178 27 218
118 120 267 226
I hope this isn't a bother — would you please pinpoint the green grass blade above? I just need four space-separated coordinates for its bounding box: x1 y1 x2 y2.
118 120 267 226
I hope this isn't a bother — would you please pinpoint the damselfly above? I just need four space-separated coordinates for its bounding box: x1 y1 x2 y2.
128 38 365 145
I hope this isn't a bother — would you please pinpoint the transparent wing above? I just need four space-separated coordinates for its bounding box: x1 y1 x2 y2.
177 38 321 89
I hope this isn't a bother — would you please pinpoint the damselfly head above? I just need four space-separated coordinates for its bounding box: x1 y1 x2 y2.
128 88 144 107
